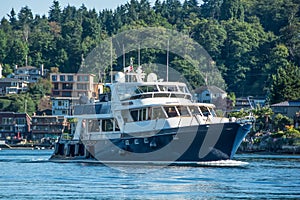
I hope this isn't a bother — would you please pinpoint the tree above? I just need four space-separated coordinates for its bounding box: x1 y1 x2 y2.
193 19 227 60
273 113 293 131
220 17 273 96
200 0 223 19
252 106 273 131
280 22 300 66
7 9 17 28
1 64 13 77
17 6 33 27
0 29 8 63
250 0 300 35
220 0 245 21
49 0 62 23
27 78 52 96
7 94 36 115
271 63 300 103
5 39 29 66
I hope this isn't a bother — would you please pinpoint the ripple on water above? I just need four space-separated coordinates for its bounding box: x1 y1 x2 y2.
0 150 299 199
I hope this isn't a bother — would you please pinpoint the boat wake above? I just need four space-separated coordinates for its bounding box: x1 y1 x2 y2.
49 159 248 167
193 159 249 167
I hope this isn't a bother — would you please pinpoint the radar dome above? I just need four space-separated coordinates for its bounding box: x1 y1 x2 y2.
147 73 158 82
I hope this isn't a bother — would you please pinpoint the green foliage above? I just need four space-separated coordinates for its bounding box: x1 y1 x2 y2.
227 108 249 118
0 98 11 110
251 106 273 131
27 78 52 96
5 94 36 115
1 64 13 77
193 19 227 60
285 128 300 139
271 63 300 103
273 113 294 131
0 0 298 101
5 39 29 66
227 92 236 107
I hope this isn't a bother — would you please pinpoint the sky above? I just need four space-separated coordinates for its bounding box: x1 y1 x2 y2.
0 0 132 18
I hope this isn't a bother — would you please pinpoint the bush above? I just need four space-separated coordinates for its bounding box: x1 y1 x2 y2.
0 99 12 111
285 127 300 138
273 113 293 131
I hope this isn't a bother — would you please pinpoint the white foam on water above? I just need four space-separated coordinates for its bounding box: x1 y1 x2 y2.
195 159 249 167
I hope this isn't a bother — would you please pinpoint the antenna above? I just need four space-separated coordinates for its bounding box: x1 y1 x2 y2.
167 39 169 82
138 43 141 67
110 38 113 83
123 44 125 69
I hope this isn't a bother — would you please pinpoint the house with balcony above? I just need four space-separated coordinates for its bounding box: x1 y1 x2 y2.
50 73 99 115
50 73 96 98
31 115 67 141
13 65 47 83
0 78 28 95
51 97 72 116
0 112 31 143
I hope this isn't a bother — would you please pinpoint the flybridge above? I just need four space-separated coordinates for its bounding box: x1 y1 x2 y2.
114 82 192 101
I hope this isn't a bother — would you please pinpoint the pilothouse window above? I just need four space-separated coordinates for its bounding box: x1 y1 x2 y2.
200 106 211 117
152 107 167 119
164 106 178 118
130 108 149 121
102 119 113 132
88 119 100 132
177 106 190 116
189 106 201 115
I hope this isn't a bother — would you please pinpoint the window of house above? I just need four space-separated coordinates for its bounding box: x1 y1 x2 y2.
52 75 57 81
15 118 25 124
62 83 73 90
77 83 87 90
60 75 65 81
67 75 74 81
54 83 58 90
62 91 72 97
2 118 14 124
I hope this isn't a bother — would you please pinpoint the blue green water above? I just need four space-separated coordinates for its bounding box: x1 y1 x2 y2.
0 149 299 199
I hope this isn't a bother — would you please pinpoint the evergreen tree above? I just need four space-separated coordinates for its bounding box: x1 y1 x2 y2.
220 0 244 21
17 6 33 27
200 0 223 19
48 0 62 23
7 9 17 28
0 29 8 63
270 44 300 103
5 39 29 66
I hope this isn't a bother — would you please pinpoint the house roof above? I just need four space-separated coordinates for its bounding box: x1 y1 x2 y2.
194 85 226 94
271 100 300 107
0 78 27 83
16 66 37 70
